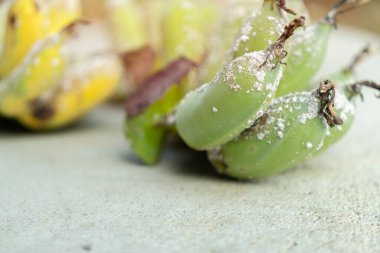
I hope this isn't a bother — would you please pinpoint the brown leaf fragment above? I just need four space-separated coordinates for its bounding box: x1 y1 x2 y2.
275 0 297 15
120 46 156 84
125 57 197 118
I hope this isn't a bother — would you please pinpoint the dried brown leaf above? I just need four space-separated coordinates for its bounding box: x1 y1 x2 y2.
120 46 156 85
126 57 197 118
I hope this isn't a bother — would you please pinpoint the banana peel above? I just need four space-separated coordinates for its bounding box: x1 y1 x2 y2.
105 0 148 52
0 0 81 77
161 0 218 64
19 53 122 130
0 1 122 130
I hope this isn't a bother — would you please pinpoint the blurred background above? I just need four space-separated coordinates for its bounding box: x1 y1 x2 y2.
305 0 380 34
82 0 380 35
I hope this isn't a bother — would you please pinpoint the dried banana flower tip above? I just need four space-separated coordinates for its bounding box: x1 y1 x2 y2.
317 80 343 128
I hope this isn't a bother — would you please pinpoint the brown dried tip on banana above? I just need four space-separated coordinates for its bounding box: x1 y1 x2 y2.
260 16 305 69
318 80 343 127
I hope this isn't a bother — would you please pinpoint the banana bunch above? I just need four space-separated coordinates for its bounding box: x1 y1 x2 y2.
125 0 380 180
116 0 224 164
0 0 122 130
86 0 232 95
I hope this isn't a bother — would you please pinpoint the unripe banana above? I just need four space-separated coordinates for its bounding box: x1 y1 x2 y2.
275 21 331 97
175 17 305 150
208 83 355 180
138 0 165 52
176 52 284 150
276 0 369 97
161 0 218 64
200 0 262 83
231 0 287 59
105 0 148 52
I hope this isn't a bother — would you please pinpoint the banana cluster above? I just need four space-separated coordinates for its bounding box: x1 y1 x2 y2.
0 0 122 130
123 0 379 180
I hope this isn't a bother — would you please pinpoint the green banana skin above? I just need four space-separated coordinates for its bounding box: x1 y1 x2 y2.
209 88 355 180
176 51 284 151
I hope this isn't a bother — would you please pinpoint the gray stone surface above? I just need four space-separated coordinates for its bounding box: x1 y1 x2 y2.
0 28 380 253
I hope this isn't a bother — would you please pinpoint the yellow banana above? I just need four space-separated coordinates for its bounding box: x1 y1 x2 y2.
0 1 122 130
18 53 122 130
0 0 81 77
0 1 13 58
0 31 70 117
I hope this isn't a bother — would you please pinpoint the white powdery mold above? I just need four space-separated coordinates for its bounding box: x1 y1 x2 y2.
231 9 257 53
245 108 266 130
257 132 266 141
297 93 320 124
305 142 313 149
288 25 318 64
316 140 324 151
253 82 263 92
334 88 356 121
223 52 268 91
223 66 236 82
266 82 276 92
230 83 242 91
277 118 286 131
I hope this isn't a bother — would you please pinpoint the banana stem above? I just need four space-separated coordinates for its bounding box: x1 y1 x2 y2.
345 80 380 100
260 16 305 68
344 44 377 73
324 0 372 28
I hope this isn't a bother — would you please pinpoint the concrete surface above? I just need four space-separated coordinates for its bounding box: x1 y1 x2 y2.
1 28 380 253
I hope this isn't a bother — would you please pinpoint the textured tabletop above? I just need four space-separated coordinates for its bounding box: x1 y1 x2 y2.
1 28 380 253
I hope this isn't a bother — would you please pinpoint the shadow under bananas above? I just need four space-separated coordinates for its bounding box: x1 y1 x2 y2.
0 114 99 136
0 116 28 133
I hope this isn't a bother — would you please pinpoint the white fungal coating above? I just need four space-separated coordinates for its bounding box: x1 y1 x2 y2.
231 5 285 55
288 25 320 66
253 91 321 142
223 51 275 93
224 51 267 82
305 142 313 149
200 0 261 83
334 88 356 121
176 41 284 150
299 97 319 124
